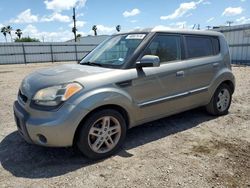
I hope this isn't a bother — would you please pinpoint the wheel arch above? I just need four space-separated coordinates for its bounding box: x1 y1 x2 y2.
221 80 235 94
73 104 130 146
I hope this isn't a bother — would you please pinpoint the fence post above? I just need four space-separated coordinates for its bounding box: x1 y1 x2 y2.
50 44 54 63
22 43 27 64
75 43 78 62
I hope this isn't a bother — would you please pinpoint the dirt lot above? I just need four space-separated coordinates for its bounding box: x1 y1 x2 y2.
0 62 249 188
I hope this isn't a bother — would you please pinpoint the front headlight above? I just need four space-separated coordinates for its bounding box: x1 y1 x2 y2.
33 82 83 106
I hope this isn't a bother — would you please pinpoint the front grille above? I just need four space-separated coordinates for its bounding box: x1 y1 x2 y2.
18 90 28 103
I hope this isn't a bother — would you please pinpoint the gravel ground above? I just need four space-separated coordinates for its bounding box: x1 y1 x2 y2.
0 62 249 188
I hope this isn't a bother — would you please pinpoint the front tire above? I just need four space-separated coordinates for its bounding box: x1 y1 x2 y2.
206 83 232 116
77 109 127 159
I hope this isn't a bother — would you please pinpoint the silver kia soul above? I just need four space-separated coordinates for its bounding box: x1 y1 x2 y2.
14 29 235 159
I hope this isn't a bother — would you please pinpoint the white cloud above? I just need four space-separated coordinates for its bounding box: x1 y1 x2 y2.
41 12 71 22
76 13 84 18
222 7 243 16
202 1 211 5
68 20 86 28
123 8 140 17
9 9 73 24
175 21 187 28
236 16 250 24
129 26 144 32
9 9 38 23
88 25 115 35
44 0 86 12
206 17 215 23
22 24 39 35
95 25 115 34
22 24 76 42
160 0 204 20
169 21 189 28
130 20 138 23
152 25 172 31
185 13 193 17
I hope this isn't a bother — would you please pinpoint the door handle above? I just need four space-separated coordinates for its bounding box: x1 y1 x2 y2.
176 71 185 77
213 63 219 67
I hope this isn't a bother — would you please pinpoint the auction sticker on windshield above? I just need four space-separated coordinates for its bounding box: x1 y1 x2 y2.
126 34 146 40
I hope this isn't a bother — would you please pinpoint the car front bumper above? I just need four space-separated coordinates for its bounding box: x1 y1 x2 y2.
13 100 89 147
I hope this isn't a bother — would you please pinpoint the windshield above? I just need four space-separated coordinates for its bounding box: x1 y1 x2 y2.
80 33 146 68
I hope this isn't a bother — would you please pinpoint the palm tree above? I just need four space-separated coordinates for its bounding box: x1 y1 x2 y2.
72 27 77 41
92 25 97 36
15 29 22 39
6 25 13 42
76 33 82 42
1 27 7 42
116 25 121 32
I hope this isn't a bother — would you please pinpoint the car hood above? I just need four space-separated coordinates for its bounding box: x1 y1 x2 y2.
20 64 113 98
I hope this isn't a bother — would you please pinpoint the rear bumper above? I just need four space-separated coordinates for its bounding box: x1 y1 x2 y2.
13 101 89 147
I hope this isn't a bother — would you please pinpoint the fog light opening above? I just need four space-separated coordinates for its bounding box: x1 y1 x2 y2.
37 134 47 144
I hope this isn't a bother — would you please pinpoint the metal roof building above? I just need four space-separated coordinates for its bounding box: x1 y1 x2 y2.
213 24 250 65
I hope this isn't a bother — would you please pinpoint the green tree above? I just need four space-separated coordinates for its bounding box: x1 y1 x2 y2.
15 37 40 42
15 29 22 39
6 25 13 42
92 25 97 36
1 27 7 42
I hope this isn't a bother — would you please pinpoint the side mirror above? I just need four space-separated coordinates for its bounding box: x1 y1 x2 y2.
136 55 160 68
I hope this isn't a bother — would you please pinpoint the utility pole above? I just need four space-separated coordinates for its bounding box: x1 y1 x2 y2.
206 26 211 30
192 24 196 30
226 21 233 27
192 24 200 30
72 7 77 42
197 24 200 30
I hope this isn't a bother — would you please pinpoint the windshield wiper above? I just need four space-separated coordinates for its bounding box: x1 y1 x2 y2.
81 61 103 67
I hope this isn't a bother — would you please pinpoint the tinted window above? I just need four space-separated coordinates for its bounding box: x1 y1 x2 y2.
143 35 181 63
186 36 213 58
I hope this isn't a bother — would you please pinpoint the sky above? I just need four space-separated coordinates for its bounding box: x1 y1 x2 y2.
0 0 250 42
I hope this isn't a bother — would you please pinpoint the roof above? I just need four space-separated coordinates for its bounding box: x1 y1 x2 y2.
118 28 223 37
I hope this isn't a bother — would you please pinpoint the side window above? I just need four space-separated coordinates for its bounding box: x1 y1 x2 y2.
212 37 220 55
186 36 213 58
143 35 181 63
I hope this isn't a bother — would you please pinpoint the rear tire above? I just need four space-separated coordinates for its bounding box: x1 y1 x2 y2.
77 109 127 159
206 83 232 116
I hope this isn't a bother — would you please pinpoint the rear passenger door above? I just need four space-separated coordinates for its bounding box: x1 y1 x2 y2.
184 35 221 92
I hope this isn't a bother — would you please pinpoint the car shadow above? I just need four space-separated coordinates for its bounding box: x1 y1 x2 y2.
0 108 217 179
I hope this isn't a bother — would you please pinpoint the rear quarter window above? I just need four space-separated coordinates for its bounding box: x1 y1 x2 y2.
185 36 213 59
211 37 220 55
